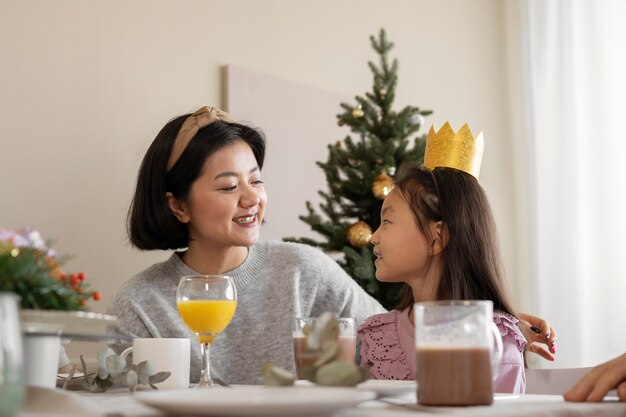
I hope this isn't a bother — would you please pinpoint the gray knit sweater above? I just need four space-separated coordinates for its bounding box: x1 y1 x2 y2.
106 241 385 384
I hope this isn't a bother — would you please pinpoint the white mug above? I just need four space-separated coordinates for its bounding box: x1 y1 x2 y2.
23 333 60 388
121 338 190 390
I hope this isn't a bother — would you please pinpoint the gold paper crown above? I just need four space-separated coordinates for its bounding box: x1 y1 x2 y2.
423 122 484 179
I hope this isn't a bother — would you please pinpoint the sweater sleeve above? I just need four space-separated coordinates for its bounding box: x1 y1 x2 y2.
105 286 153 354
105 269 186 354
293 244 386 323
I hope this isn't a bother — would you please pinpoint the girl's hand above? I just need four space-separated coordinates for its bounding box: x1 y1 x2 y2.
518 312 557 361
564 352 626 402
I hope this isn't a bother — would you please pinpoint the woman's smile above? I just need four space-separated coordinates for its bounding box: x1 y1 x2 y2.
233 213 258 226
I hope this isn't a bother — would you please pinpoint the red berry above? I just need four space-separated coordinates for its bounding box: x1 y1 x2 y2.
93 291 101 301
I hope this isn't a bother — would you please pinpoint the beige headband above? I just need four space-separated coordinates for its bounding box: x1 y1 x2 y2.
166 106 236 172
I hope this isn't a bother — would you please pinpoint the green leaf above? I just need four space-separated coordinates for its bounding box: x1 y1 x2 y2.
126 370 138 394
61 365 76 390
80 355 92 385
148 371 171 385
106 355 126 378
97 348 115 379
95 377 114 392
137 360 155 385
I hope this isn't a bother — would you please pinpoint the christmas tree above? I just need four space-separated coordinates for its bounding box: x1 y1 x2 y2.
285 29 432 309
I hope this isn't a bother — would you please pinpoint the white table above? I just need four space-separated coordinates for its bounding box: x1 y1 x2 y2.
17 386 626 417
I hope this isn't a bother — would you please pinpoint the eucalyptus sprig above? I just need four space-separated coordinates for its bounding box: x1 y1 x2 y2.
60 348 170 393
262 312 369 387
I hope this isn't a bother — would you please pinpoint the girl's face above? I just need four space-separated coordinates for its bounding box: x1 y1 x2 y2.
171 140 267 250
370 188 432 284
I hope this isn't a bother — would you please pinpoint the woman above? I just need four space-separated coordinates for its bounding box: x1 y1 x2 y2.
106 106 385 384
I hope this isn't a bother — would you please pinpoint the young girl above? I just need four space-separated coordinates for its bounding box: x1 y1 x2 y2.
358 123 528 394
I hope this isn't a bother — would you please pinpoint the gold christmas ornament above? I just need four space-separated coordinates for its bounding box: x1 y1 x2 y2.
379 88 387 98
346 221 372 248
372 174 394 200
424 122 484 179
351 105 364 119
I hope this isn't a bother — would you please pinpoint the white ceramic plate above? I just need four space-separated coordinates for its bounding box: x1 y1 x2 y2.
57 372 85 378
357 379 416 398
20 309 116 332
135 386 376 417
296 379 416 398
494 393 521 400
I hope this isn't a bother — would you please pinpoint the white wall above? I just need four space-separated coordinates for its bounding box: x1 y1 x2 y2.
0 0 528 356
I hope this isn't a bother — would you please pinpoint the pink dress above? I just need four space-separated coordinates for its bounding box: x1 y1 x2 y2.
357 308 527 394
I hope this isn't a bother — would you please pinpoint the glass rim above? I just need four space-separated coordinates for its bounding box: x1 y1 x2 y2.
180 274 233 282
0 292 21 301
294 316 356 322
413 300 493 309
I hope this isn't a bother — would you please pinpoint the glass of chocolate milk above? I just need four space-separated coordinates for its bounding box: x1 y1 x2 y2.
293 317 356 379
414 301 503 406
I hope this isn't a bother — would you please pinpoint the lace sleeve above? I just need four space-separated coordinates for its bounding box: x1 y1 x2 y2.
493 311 527 352
357 312 413 380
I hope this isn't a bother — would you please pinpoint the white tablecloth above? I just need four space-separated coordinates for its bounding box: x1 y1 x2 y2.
17 386 626 417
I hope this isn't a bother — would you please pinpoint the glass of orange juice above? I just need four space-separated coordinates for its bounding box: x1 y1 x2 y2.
176 274 237 388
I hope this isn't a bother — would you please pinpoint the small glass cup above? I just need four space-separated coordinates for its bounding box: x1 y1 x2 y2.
414 300 503 406
293 317 356 379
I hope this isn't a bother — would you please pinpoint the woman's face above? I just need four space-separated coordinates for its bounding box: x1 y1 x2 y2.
370 188 431 284
176 140 267 250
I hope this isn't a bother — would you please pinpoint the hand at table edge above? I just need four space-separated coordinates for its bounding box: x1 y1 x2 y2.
563 352 626 402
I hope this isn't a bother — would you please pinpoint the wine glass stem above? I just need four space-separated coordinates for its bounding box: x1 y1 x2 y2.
198 341 214 388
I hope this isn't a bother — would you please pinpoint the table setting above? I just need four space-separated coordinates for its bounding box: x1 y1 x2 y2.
12 303 626 417
3 267 625 417
14 380 626 417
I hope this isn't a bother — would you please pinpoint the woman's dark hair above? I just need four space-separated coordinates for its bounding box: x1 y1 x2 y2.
395 164 516 317
127 113 266 250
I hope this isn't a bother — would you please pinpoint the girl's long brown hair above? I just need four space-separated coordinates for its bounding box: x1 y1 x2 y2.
395 164 516 317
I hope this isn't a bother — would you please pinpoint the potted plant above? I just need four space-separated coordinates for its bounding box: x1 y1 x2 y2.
0 227 101 388
0 228 100 310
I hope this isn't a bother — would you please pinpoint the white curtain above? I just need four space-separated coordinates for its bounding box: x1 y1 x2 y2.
522 0 626 367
